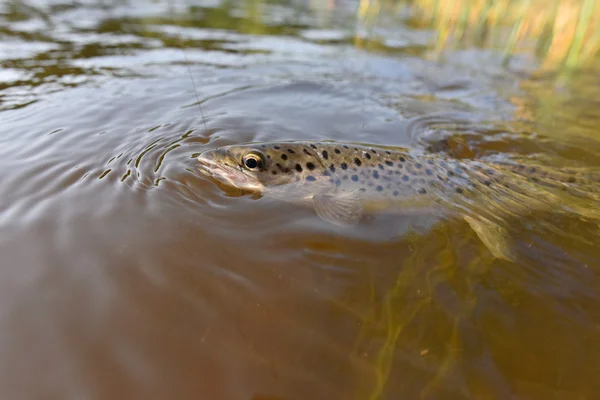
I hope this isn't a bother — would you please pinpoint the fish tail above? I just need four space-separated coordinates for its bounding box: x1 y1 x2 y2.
456 160 600 224
497 162 600 202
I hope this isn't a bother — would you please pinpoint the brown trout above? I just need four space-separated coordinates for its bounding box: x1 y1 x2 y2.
197 140 600 259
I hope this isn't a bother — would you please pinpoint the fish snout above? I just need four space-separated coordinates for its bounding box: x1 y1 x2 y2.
197 148 229 166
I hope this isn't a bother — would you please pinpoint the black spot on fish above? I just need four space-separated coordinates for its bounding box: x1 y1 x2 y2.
484 180 491 186
341 163 348 170
529 167 537 173
371 149 377 154
426 169 433 175
322 150 328 160
399 157 406 162
295 164 303 172
456 188 463 194
306 162 315 170
568 177 576 183
531 177 539 183
416 163 422 169
335 179 341 186
322 170 331 176
397 163 403 169
354 158 362 166
343 145 349 149
372 171 379 179
487 169 494 175
427 160 434 165
385 161 393 166
354 147 359 151
334 148 341 154
402 175 409 182
329 165 336 172
385 151 391 155
365 153 371 160
351 175 359 182
260 145 266 148
274 145 281 150
310 144 317 149
378 164 384 170
417 188 427 194
287 149 295 154
448 171 455 177
303 149 311 155
306 175 316 181
271 171 277 175
281 154 288 160
376 185 383 191
393 190 399 196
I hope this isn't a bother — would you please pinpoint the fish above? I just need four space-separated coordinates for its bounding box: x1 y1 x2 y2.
197 140 600 260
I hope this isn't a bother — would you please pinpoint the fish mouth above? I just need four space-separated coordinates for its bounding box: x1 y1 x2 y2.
196 156 221 175
197 153 245 188
197 156 232 177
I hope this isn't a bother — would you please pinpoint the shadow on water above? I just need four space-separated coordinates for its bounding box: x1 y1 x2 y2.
1 0 600 399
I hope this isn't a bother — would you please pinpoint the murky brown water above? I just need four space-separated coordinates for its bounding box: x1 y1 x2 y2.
1 1 600 399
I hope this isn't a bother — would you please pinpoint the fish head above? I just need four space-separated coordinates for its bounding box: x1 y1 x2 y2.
197 142 326 192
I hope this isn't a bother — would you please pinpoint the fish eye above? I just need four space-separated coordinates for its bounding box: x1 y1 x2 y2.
242 152 264 171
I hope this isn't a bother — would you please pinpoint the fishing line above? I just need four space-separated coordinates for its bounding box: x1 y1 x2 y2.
169 0 209 135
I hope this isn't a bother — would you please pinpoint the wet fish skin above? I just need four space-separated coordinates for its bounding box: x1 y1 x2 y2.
197 140 597 209
197 140 600 259
198 141 477 205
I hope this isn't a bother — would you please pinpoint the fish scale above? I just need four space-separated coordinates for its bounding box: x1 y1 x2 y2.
197 140 600 260
296 142 470 199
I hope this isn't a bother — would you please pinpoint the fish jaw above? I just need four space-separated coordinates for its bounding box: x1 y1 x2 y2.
197 149 265 192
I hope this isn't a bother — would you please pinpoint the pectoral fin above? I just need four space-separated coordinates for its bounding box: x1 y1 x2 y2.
313 189 365 227
464 215 515 261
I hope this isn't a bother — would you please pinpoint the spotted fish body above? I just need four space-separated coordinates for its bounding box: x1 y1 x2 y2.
197 140 600 258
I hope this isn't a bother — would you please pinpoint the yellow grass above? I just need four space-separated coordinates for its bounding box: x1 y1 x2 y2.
356 0 600 70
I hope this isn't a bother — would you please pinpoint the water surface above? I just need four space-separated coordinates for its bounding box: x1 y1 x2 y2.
1 0 600 399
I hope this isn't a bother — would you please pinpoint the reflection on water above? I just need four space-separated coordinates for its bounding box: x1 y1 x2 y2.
1 0 600 399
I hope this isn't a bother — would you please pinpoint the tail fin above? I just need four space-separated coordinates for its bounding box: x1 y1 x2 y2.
497 162 600 202
490 161 600 222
